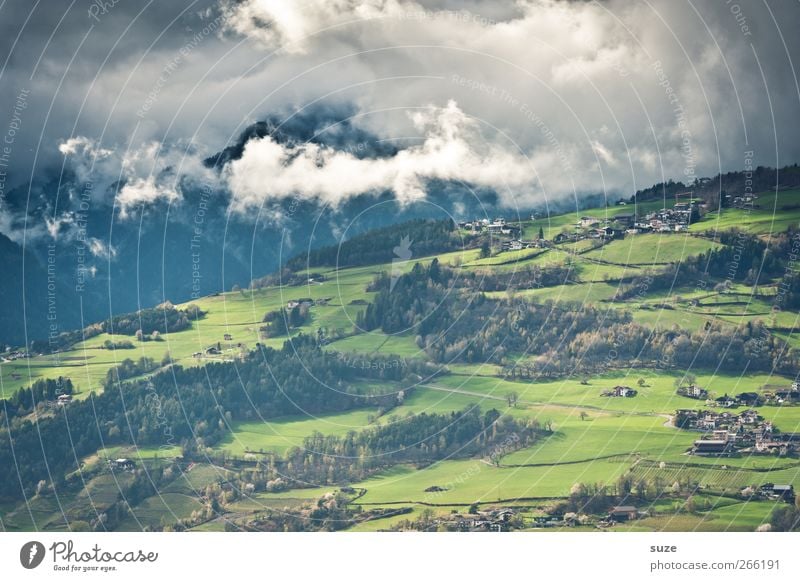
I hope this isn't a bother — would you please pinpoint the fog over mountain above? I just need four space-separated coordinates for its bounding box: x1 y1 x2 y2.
1 0 799 343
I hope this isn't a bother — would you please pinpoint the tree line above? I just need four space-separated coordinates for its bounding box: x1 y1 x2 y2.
285 218 464 270
357 259 800 375
279 407 545 486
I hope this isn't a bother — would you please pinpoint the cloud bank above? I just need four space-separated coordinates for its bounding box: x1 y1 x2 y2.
1 0 799 219
224 100 541 210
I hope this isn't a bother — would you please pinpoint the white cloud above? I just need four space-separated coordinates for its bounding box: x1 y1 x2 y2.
87 238 117 259
58 137 116 186
222 0 409 54
58 136 113 158
224 100 544 211
58 137 219 219
116 177 181 219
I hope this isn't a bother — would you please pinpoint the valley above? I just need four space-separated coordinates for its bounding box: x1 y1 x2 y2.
3 188 800 532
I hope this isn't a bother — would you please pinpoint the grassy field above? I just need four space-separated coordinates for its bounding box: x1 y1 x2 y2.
690 189 800 236
325 333 423 358
219 409 379 456
117 493 204 531
348 458 634 505
582 234 720 266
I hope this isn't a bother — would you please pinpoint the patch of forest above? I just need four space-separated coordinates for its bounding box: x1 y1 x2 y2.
0 335 442 502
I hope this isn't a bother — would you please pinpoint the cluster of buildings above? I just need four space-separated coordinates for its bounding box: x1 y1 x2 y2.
286 297 331 309
677 383 800 407
447 507 644 531
424 508 517 532
727 193 759 209
192 336 246 359
571 200 702 237
553 225 625 244
459 218 549 255
458 202 705 259
456 509 516 532
763 382 800 405
1 349 30 362
631 202 700 233
675 408 800 457
457 218 521 238
550 214 632 244
533 506 646 528
500 238 550 252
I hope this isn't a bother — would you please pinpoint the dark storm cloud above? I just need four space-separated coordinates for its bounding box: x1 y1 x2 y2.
1 0 799 221
0 0 219 187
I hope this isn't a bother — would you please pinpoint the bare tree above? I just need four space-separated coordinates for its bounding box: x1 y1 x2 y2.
506 391 519 408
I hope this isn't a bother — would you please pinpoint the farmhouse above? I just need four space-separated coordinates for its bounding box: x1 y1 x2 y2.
766 383 800 405
613 213 635 227
287 298 313 310
692 439 733 456
587 227 622 240
715 394 737 408
735 392 763 406
111 458 135 471
579 216 600 228
608 506 638 522
676 384 708 400
760 483 795 502
602 385 637 398
773 389 800 404
458 220 483 232
57 394 72 405
502 239 524 251
531 515 564 528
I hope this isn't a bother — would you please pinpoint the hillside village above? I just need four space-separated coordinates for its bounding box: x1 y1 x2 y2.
457 196 708 252
675 406 800 458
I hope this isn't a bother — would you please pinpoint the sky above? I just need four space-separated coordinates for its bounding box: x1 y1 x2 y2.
1 0 799 224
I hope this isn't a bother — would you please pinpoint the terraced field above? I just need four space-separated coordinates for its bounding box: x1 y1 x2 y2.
582 234 720 266
690 189 800 236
